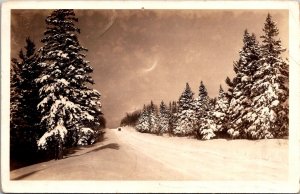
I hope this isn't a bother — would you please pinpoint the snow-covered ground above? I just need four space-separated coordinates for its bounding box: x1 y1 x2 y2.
10 126 288 180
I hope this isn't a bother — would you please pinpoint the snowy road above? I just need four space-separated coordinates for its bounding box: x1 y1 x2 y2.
10 127 288 180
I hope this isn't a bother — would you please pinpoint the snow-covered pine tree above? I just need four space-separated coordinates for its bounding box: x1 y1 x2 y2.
36 10 102 159
192 82 216 140
214 85 230 138
174 83 196 136
195 81 210 111
197 111 217 140
10 38 42 161
158 101 171 134
168 101 178 135
136 105 150 133
194 81 210 138
10 58 20 129
148 101 159 134
195 82 209 118
245 14 288 139
227 30 261 138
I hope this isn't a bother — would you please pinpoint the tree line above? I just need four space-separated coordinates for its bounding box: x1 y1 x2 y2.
10 9 104 167
122 14 288 140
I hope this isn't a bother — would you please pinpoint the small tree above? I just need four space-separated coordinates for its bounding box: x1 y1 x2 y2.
197 111 217 140
193 82 216 140
174 83 196 136
148 101 159 134
158 101 171 134
10 37 42 163
194 81 210 138
136 105 150 133
214 85 229 138
169 101 178 135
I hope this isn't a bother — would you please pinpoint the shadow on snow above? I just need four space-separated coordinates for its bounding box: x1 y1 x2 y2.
11 168 46 180
64 143 120 159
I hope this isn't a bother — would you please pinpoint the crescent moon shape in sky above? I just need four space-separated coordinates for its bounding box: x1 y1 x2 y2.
143 60 158 73
99 10 117 37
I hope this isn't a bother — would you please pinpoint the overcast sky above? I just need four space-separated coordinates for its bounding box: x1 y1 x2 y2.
11 9 288 127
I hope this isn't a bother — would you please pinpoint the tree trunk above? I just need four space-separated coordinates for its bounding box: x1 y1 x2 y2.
58 138 63 160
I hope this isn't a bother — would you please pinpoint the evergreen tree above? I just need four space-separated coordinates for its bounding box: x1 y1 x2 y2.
194 81 211 138
196 81 210 110
174 83 196 136
227 30 261 138
136 105 150 133
148 101 159 134
10 58 20 128
214 85 229 137
197 111 217 140
158 101 171 134
245 14 288 139
192 82 216 140
36 10 102 159
169 101 178 135
194 81 210 118
10 38 42 163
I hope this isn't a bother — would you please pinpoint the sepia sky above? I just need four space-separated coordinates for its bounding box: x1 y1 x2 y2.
11 9 288 127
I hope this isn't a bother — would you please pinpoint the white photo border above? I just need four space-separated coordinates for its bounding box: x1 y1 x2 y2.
1 1 299 193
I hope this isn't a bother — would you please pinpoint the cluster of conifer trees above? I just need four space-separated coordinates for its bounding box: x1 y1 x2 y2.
10 10 103 165
134 14 288 140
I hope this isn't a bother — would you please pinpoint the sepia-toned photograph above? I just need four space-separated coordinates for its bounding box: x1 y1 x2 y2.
1 1 300 193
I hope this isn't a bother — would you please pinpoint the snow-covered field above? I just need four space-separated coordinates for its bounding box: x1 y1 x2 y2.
10 126 288 180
